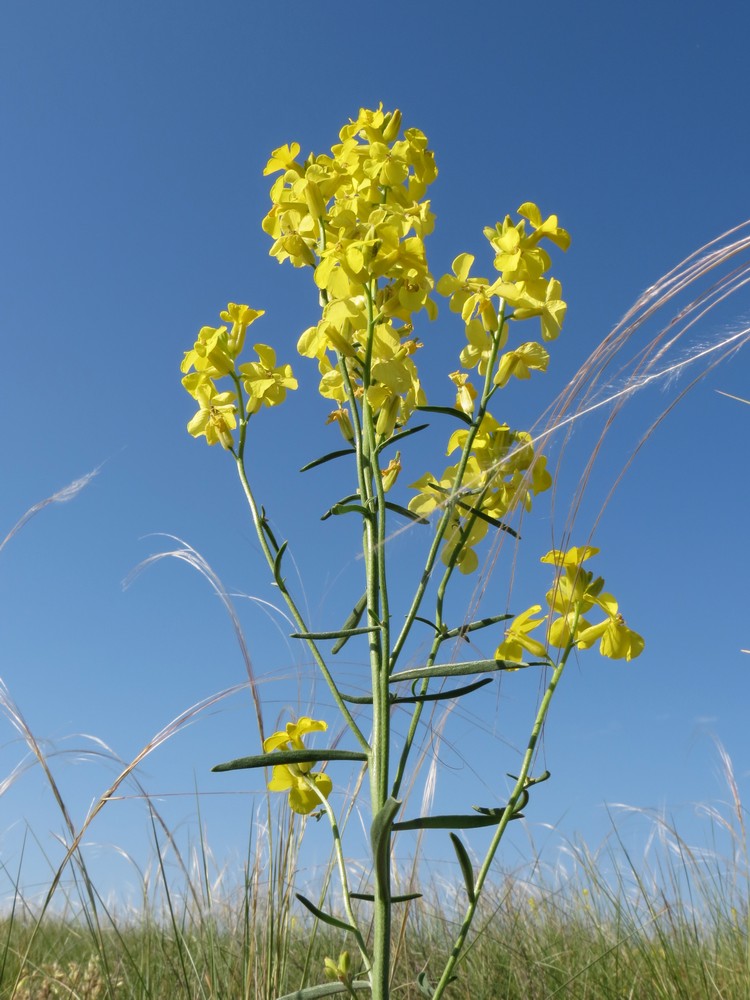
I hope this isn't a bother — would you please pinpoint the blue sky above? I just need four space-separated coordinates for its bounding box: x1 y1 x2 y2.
2 0 749 904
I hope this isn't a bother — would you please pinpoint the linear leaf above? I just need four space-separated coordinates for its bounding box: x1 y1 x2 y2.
377 422 429 453
275 984 371 1000
390 658 534 684
291 625 379 640
212 749 368 772
350 892 422 903
383 501 429 524
321 502 368 521
295 893 356 933
443 614 513 639
300 447 355 472
393 677 493 704
393 807 524 831
273 540 288 587
450 833 476 903
415 404 473 426
371 797 401 899
332 592 367 654
453 498 519 536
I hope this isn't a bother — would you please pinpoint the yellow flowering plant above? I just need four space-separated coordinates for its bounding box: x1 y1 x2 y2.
182 105 643 1000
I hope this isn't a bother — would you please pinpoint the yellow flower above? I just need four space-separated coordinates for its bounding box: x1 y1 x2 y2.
184 379 237 449
264 718 332 815
512 277 567 341
541 548 644 660
577 613 645 661
541 546 600 569
437 254 496 327
494 606 549 663
440 513 489 574
181 325 236 378
449 371 477 415
263 142 302 176
219 303 265 355
494 342 550 388
239 344 298 411
268 765 333 815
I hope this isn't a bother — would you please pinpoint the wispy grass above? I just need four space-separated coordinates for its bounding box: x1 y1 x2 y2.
2 763 750 998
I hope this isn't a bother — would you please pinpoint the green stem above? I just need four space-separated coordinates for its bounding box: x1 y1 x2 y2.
432 611 581 1000
301 773 372 975
231 373 370 754
360 280 391 1000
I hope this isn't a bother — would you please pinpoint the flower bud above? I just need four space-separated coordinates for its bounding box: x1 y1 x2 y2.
326 408 354 443
303 178 327 220
381 453 401 493
382 109 402 142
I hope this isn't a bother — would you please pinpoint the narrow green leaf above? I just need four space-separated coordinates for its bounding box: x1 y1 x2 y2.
371 797 401 899
453 498 519 536
290 625 379 641
300 447 355 472
392 677 493 704
426 481 517 533
390 658 532 684
450 832 476 903
383 501 429 524
212 749 368 772
340 691 375 705
260 508 282 552
274 984 370 1000
332 592 367 654
414 970 458 998
350 892 422 903
507 769 551 787
414 616 440 633
377 422 429 453
273 540 288 588
321 500 369 521
443 614 513 639
415 404 473 426
393 811 516 831
295 893 356 933
416 971 433 998
473 789 529 816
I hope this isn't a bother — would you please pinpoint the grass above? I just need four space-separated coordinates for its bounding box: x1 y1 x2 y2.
2 761 750 999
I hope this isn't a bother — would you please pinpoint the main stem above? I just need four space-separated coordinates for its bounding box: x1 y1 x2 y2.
359 283 392 1000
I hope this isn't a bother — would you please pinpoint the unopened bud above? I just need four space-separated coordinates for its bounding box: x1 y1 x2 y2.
326 408 354 443
382 109 402 143
381 453 401 493
303 179 327 220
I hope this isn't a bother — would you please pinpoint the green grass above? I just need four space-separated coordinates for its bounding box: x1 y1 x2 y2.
2 778 749 999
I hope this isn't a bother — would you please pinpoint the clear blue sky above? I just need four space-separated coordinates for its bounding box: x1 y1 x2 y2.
2 0 749 905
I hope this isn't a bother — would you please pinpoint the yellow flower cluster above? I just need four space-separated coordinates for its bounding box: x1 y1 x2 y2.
181 303 297 449
495 547 645 662
408 413 552 573
263 104 438 439
404 198 568 573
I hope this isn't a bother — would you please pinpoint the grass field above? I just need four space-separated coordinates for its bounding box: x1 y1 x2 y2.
3 756 749 999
